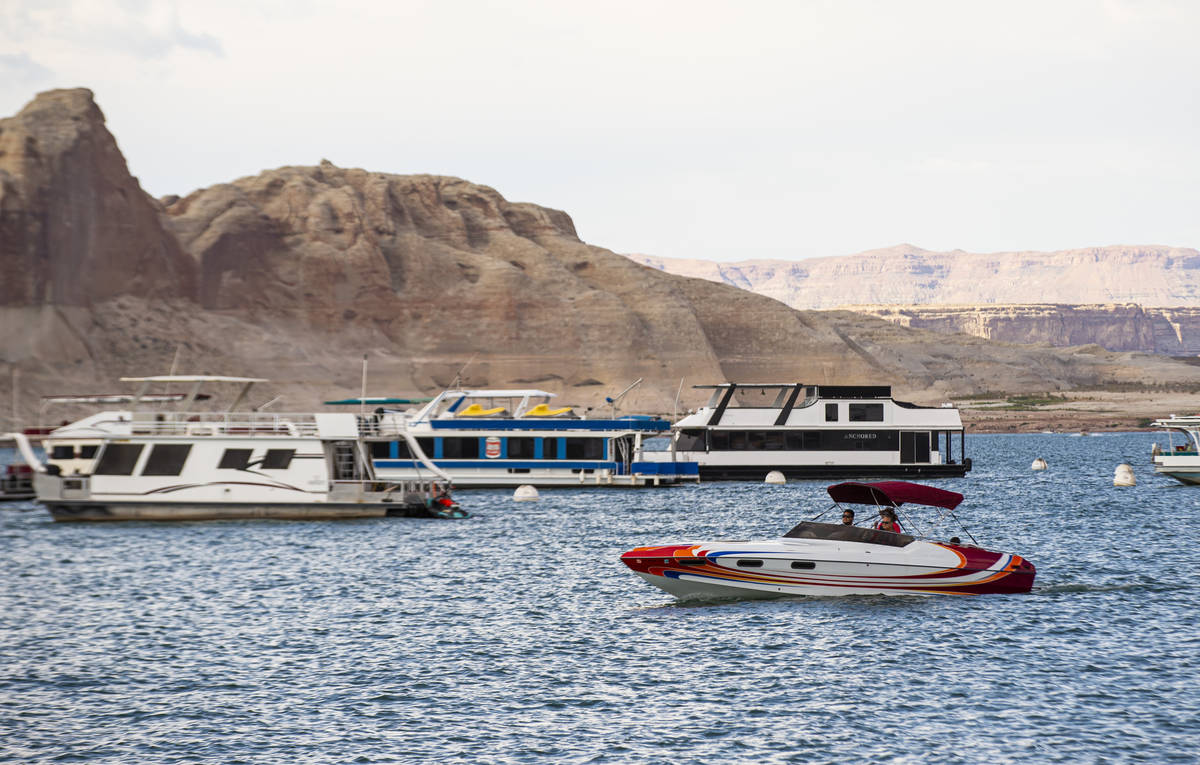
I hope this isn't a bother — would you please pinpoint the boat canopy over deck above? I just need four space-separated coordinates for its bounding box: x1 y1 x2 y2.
827 481 964 510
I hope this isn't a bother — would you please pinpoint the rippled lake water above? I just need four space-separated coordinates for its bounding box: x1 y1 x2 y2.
2 433 1198 763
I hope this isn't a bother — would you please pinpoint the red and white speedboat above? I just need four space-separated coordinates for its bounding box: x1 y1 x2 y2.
621 481 1035 599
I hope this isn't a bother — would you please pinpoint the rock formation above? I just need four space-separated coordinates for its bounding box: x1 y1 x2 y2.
2 88 1198 428
0 88 195 307
630 244 1200 309
851 304 1200 355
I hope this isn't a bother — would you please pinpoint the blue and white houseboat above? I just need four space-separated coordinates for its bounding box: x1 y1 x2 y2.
365 389 699 487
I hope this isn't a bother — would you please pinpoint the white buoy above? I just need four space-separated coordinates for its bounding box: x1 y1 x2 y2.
1031 458 1048 471
513 484 540 502
764 471 786 485
1113 463 1136 487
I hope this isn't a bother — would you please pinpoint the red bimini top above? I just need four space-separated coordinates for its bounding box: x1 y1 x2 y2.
827 481 964 511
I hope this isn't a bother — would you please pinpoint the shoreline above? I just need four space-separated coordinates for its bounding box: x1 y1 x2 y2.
956 391 1200 434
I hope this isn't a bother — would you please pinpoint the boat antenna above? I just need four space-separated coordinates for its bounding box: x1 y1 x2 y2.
360 353 369 419
451 353 478 390
606 378 643 418
167 344 183 409
673 377 684 421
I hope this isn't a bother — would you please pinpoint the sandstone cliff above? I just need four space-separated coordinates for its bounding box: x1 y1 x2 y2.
630 244 1200 309
850 304 1200 355
2 89 1198 427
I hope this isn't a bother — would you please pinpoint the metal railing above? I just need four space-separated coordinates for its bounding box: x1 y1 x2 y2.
128 412 320 438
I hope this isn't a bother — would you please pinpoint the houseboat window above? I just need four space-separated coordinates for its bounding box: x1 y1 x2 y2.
746 431 766 450
262 449 295 470
539 437 559 459
442 437 480 459
142 444 192 476
50 445 75 460
727 431 748 450
785 432 821 450
763 431 785 450
675 429 705 451
418 438 435 457
94 444 145 475
370 442 391 459
79 445 98 458
508 437 536 459
565 437 604 460
710 431 729 450
825 403 839 422
931 431 939 450
849 403 884 422
218 448 253 470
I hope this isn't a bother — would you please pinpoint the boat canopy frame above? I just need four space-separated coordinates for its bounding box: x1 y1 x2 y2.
827 481 964 511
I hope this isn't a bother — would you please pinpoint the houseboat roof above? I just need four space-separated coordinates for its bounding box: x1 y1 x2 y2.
694 383 893 398
324 397 433 405
119 376 269 384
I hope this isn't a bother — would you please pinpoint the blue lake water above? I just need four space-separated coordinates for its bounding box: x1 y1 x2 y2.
1 433 1197 763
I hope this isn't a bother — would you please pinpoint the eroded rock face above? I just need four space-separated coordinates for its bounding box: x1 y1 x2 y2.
0 88 195 306
850 304 1200 354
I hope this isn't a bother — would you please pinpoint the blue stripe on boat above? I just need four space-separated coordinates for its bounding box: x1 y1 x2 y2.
427 419 669 432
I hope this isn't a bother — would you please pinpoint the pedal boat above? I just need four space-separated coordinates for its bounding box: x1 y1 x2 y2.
621 481 1035 599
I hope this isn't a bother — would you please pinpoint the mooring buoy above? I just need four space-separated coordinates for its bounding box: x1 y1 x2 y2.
1113 463 1136 487
513 484 540 502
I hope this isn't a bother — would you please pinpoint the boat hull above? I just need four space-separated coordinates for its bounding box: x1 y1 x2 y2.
696 462 971 481
1153 467 1200 485
42 500 447 522
621 542 1035 599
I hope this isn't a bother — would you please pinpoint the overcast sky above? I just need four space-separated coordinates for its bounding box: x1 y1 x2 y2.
2 0 1198 261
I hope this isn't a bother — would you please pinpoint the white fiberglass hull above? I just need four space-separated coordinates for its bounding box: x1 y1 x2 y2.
43 501 414 522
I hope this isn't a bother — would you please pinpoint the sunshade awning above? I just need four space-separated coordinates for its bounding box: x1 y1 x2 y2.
827 481 964 510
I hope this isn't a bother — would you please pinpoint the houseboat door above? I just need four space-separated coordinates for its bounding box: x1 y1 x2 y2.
330 440 372 480
611 435 634 475
900 431 931 464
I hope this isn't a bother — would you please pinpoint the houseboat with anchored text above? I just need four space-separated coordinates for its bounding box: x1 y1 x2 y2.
361 388 699 488
670 383 970 481
2 376 464 521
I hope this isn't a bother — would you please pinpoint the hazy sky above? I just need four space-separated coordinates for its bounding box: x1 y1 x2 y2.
2 0 1198 261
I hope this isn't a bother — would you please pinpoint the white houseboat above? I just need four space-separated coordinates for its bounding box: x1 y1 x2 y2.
3 376 464 521
363 388 699 488
670 383 970 481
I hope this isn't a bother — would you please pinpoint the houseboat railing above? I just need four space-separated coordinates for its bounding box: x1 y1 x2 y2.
122 412 321 437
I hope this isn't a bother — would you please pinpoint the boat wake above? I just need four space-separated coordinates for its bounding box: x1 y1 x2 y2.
1035 581 1190 595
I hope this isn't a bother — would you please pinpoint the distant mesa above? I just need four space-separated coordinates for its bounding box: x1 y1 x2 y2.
627 248 1200 354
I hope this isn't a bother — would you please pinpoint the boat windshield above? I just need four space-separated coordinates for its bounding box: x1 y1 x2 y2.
783 521 914 548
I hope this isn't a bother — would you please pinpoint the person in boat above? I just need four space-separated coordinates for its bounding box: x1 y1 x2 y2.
874 507 904 534
841 509 855 526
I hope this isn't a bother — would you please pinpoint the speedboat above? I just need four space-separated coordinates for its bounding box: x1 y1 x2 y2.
620 481 1035 599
